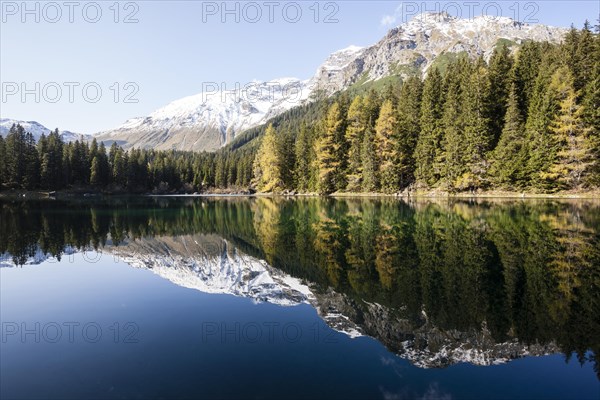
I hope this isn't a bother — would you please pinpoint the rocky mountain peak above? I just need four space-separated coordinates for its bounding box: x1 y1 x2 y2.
92 13 567 152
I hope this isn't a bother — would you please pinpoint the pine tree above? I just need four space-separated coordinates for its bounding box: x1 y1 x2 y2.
4 124 27 188
253 124 284 193
363 89 381 130
415 67 444 187
375 99 399 192
582 23 600 186
278 126 296 188
490 83 526 188
0 136 5 189
90 156 102 187
23 132 40 189
441 61 467 190
573 21 595 92
512 41 543 114
294 122 312 192
563 26 581 89
45 129 64 189
345 95 367 191
361 128 378 192
396 76 422 189
315 103 344 194
523 53 560 190
112 146 127 187
98 142 110 186
462 60 492 190
488 45 514 145
545 67 595 189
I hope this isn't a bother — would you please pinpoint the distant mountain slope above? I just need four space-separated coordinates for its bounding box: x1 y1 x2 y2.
309 12 566 94
94 12 566 152
95 77 311 152
0 118 89 143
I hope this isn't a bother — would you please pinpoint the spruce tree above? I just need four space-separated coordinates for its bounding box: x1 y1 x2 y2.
0 136 5 189
90 156 102 187
488 45 514 146
294 122 311 192
440 61 466 190
4 124 27 188
361 128 378 192
396 76 422 189
512 41 543 114
490 83 526 188
415 67 444 187
462 60 492 190
573 21 595 92
582 24 600 186
278 126 296 188
523 52 560 190
23 132 40 189
363 89 381 130
375 99 399 192
345 95 367 191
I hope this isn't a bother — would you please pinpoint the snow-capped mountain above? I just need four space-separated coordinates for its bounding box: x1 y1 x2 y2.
95 12 566 152
95 78 310 152
0 118 89 143
309 12 566 94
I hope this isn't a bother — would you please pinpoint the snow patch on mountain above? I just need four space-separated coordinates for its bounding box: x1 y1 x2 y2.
0 118 89 143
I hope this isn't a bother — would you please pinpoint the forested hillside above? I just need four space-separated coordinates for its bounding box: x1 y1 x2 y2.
0 23 597 195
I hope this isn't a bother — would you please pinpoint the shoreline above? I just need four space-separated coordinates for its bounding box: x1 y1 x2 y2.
1 189 599 200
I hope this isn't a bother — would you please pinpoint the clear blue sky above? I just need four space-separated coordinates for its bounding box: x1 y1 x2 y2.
1 1 598 134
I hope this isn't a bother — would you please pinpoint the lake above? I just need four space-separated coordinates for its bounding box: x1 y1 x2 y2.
1 196 598 399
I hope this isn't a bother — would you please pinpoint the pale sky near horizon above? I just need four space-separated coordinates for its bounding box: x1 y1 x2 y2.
1 0 598 134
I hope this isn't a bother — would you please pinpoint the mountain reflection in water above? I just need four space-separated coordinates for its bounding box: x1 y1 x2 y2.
1 197 598 375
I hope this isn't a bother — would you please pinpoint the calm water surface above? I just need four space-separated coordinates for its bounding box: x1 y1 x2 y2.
1 197 599 399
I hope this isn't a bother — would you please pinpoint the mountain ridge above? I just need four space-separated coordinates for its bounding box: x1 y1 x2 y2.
76 13 569 151
0 118 90 143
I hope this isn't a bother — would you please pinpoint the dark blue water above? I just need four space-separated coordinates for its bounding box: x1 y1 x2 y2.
1 197 599 399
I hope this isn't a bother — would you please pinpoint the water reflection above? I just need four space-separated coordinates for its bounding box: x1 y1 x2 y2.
1 197 598 375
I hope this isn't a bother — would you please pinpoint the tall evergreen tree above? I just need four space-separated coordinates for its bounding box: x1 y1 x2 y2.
363 89 381 130
4 124 27 188
345 95 367 191
361 128 378 192
375 99 399 192
42 129 65 189
488 45 514 146
582 23 600 186
23 132 40 189
415 68 444 187
462 60 492 189
573 21 596 92
0 136 5 189
523 52 560 190
512 41 543 114
490 83 527 188
396 76 422 189
278 126 296 188
294 122 312 192
441 61 467 190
